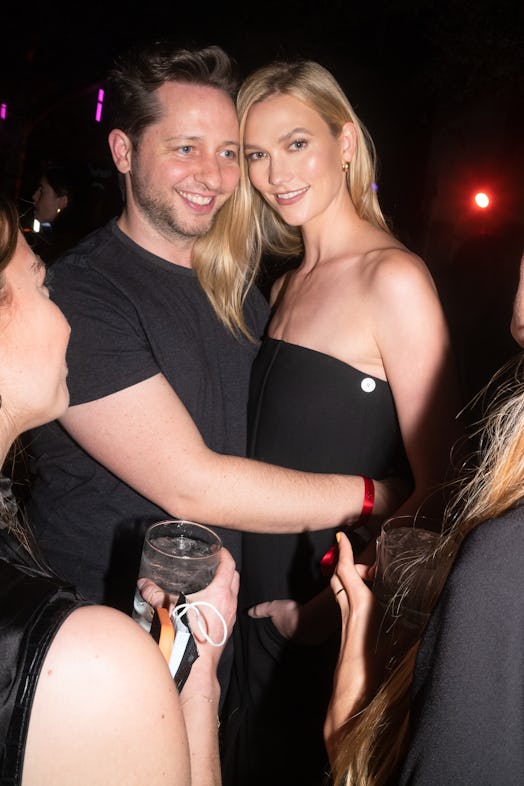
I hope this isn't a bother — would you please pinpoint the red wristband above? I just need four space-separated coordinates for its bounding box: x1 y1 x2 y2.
320 476 375 577
360 476 375 521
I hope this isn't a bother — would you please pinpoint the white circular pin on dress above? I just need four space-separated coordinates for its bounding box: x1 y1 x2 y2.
361 377 376 393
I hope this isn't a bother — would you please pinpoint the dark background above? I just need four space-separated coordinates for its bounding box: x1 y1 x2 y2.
1 0 523 402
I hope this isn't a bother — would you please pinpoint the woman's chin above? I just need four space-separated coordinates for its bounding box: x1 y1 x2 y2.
35 390 70 429
55 387 70 418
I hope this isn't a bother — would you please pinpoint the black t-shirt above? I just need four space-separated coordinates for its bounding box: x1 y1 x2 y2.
26 219 269 610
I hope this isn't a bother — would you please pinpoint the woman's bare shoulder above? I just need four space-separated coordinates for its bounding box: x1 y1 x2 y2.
23 604 189 786
38 603 172 673
363 242 436 295
364 239 425 270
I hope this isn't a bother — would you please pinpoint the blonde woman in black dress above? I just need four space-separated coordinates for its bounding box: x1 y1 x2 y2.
218 59 463 786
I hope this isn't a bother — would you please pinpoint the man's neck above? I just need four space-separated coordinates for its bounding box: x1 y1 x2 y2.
117 212 194 268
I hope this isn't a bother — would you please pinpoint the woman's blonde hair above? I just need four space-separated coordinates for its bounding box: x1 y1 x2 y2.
331 353 524 785
193 59 392 339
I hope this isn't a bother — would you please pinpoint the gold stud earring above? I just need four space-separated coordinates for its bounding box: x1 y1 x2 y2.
342 162 350 172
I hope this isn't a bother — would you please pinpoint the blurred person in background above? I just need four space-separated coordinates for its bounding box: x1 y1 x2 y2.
24 162 90 265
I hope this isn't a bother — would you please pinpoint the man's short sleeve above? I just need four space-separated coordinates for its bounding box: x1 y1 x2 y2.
50 256 159 405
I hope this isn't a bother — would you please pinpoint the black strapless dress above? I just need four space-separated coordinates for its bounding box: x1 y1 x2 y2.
221 338 410 786
244 337 407 604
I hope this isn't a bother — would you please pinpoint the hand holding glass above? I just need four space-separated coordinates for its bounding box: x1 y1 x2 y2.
372 515 454 630
133 519 222 632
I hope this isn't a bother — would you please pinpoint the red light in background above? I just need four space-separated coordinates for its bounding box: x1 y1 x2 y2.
474 191 490 209
0 104 6 120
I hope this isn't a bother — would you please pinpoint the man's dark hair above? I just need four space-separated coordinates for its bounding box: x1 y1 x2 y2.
106 40 239 148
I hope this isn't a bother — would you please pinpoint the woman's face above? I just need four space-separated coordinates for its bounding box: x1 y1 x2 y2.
243 93 349 228
0 232 70 432
32 176 67 224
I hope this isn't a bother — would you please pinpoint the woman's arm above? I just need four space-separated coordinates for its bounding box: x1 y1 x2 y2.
510 253 524 348
373 249 463 515
324 532 387 761
179 547 239 786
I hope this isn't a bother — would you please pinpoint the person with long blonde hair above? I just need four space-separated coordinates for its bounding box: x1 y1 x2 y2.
327 339 524 784
217 59 462 786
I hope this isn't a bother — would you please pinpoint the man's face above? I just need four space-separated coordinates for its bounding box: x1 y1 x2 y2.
129 82 240 243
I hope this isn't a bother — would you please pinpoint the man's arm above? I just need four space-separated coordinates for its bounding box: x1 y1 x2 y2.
60 373 403 534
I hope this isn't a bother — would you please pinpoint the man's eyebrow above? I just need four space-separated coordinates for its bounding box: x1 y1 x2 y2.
165 135 202 143
165 135 240 147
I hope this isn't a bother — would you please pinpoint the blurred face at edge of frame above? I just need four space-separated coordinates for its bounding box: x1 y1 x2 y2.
0 232 70 433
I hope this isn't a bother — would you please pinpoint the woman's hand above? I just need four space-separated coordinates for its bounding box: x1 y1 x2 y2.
180 547 239 707
177 549 239 785
248 598 301 639
137 548 239 668
325 532 384 756
186 546 240 665
248 585 342 645
136 576 173 611
185 547 239 658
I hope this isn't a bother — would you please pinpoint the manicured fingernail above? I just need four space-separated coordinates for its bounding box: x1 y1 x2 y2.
336 532 342 543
